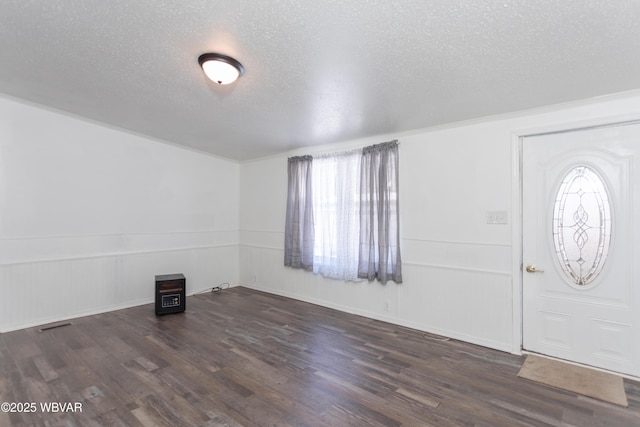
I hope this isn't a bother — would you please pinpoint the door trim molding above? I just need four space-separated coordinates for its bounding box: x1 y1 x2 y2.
510 113 640 356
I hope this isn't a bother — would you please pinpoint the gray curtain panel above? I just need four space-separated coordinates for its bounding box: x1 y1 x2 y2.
284 155 315 270
358 140 402 284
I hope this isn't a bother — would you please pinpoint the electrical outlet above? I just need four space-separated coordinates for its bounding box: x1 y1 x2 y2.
383 301 390 312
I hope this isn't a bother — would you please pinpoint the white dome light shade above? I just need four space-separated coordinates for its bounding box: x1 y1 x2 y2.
198 53 244 85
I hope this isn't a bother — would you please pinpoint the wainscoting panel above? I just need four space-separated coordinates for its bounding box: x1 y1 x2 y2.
399 262 512 352
0 244 238 332
239 239 513 352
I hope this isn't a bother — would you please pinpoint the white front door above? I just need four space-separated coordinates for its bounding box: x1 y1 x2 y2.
522 122 640 377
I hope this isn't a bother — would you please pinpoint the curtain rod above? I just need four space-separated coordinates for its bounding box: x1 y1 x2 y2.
288 139 398 160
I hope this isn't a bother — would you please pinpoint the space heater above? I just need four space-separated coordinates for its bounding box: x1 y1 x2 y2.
155 273 186 315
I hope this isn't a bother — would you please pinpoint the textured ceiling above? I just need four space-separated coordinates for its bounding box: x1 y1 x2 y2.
1 1 640 160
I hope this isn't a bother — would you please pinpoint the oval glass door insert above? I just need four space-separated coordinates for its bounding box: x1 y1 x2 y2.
552 165 612 286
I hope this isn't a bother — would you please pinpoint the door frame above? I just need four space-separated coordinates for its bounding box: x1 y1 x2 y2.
510 113 640 356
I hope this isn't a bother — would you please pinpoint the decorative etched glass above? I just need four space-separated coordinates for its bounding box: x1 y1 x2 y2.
552 166 611 286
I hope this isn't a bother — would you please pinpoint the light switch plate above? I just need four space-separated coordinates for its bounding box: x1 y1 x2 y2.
486 211 508 224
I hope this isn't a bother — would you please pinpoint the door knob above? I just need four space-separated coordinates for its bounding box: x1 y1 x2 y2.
526 265 544 273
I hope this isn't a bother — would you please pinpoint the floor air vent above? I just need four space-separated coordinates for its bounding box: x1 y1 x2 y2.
39 322 72 332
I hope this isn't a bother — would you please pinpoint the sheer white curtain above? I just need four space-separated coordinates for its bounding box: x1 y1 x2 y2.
312 150 361 280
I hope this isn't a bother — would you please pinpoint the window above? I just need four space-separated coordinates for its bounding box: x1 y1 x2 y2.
284 141 402 284
312 151 361 280
552 165 611 286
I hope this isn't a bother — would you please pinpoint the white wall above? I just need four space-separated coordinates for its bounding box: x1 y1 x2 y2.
239 90 640 353
0 96 239 332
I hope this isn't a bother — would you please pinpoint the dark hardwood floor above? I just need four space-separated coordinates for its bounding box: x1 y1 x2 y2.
1 287 640 426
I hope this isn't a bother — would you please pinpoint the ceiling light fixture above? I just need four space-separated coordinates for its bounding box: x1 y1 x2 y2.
198 53 244 85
